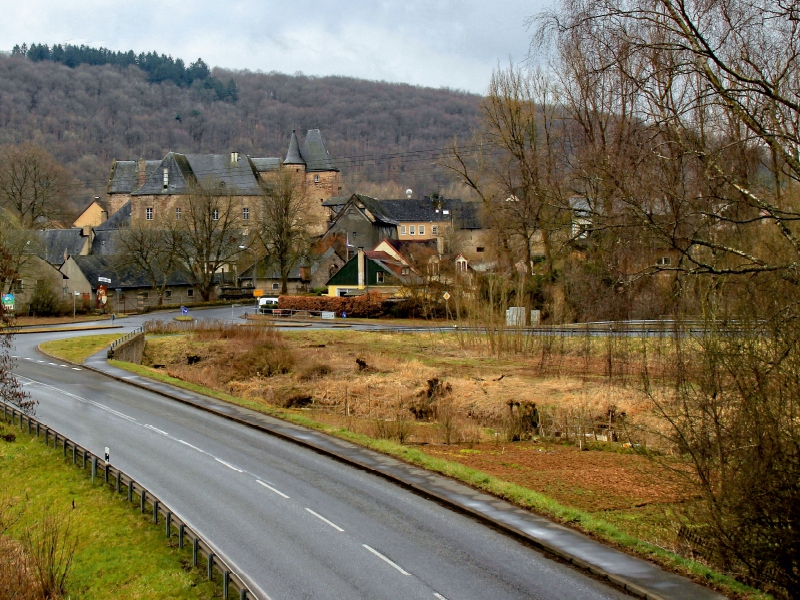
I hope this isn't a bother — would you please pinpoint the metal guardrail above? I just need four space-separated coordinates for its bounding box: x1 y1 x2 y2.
1 401 258 600
109 326 144 352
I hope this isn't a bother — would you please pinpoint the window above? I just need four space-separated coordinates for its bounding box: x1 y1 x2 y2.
162 168 169 189
400 226 406 235
432 226 438 235
272 283 280 290
656 257 672 266
314 174 320 183
175 207 181 220
212 209 219 221
352 231 357 237
146 207 153 220
187 288 194 298
401 267 409 275
419 225 425 235
376 272 384 283
476 247 485 253
410 226 416 235
243 207 249 220
13 279 23 293
164 290 172 299
443 209 450 215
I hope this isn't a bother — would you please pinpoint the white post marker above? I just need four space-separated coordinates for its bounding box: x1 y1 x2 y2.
104 447 110 463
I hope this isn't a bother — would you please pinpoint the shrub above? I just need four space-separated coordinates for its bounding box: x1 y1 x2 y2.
278 292 390 318
28 280 66 317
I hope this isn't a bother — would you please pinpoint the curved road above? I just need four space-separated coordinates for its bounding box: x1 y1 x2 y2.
10 309 633 600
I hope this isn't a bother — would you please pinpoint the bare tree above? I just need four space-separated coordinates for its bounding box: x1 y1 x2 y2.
0 144 72 228
114 226 179 305
0 215 42 295
256 169 314 295
0 241 34 414
170 185 241 301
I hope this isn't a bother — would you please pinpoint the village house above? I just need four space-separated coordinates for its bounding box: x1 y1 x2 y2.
325 248 419 297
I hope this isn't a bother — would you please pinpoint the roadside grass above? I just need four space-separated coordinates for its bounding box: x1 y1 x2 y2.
101 359 765 599
0 421 216 599
39 333 125 364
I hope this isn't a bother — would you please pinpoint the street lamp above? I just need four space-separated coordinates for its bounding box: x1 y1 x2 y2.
238 245 258 310
72 291 80 319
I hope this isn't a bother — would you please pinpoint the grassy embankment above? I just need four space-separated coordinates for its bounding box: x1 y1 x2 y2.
41 329 766 599
0 419 216 599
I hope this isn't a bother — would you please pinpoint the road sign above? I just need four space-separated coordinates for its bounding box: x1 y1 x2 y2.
1 294 14 311
98 276 111 284
181 306 189 315
253 289 264 297
443 292 451 300
321 311 335 320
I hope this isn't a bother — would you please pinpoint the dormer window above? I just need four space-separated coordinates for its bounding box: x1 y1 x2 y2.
314 175 320 183
162 168 169 189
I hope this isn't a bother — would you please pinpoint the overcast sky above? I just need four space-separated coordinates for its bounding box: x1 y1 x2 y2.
3 0 550 94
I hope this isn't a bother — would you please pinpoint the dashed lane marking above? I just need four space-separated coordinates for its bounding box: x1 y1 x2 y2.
215 458 244 472
362 545 410 575
305 508 344 532
256 480 290 498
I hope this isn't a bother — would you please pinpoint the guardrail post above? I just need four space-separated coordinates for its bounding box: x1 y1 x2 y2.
223 570 230 598
153 500 159 524
192 537 199 568
104 463 110 484
91 456 97 484
240 589 247 600
82 448 87 469
115 470 121 494
178 524 185 549
36 422 40 437
27 417 31 435
140 490 146 513
127 479 133 503
72 444 76 464
19 412 23 431
53 431 57 449
2 403 5 421
166 512 171 538
63 437 67 456
208 553 215 581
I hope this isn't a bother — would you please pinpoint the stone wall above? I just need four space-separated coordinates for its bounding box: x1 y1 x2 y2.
107 331 145 364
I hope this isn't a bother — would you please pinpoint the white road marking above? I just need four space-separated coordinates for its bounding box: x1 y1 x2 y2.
215 458 243 472
178 439 204 452
144 424 168 435
305 508 344 532
47 362 57 366
256 480 289 498
362 544 410 575
16 376 136 422
71 367 82 371
37 360 45 363
434 594 449 600
24 357 31 360
59 365 68 368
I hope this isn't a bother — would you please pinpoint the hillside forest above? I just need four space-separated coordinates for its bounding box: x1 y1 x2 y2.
0 47 482 216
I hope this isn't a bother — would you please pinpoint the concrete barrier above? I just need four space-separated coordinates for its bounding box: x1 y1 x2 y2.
107 329 145 363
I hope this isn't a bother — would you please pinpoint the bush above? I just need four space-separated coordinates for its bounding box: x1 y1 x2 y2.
29 280 66 317
278 292 389 318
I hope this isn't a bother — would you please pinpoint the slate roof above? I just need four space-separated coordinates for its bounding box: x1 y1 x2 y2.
96 201 131 230
284 130 304 165
132 152 264 196
239 258 304 281
70 255 193 289
37 229 86 265
107 160 161 194
90 230 122 255
367 197 483 229
250 157 281 172
301 129 337 172
322 195 351 207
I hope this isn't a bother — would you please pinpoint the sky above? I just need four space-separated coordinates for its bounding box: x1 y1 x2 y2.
2 0 550 94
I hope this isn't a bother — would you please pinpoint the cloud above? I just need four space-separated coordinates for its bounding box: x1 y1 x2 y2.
2 0 546 92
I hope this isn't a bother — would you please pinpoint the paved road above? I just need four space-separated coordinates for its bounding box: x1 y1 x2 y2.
7 310 647 600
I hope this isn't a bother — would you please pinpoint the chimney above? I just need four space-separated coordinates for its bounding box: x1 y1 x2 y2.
231 151 239 163
357 248 365 287
137 157 146 187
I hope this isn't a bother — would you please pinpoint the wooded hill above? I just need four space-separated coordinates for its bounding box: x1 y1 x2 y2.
0 49 482 216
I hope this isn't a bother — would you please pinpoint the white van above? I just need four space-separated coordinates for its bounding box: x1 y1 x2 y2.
257 297 279 314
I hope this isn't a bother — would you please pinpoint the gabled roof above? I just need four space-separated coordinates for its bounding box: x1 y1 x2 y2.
107 160 161 194
96 201 131 230
300 129 337 172
376 198 482 228
36 229 86 265
132 153 264 196
322 195 351 207
68 255 193 289
284 130 305 165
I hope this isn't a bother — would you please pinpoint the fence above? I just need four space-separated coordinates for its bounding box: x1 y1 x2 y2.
107 326 145 362
1 401 258 600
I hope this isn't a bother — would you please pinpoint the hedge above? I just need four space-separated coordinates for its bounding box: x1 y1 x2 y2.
278 293 389 318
